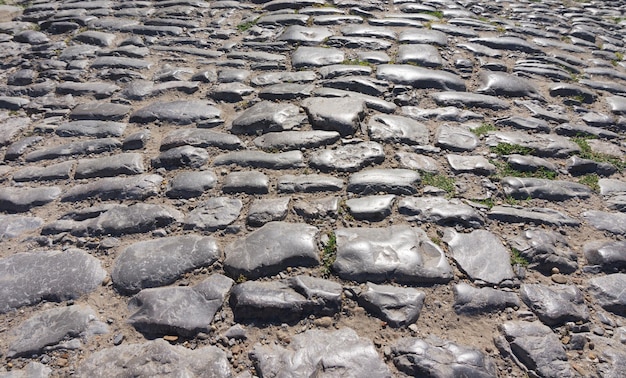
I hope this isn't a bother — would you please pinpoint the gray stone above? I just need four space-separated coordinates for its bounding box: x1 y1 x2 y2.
166 171 217 199
402 106 483 123
347 168 420 195
310 141 385 172
43 204 183 236
471 36 542 53
76 340 231 378
377 64 466 91
210 82 255 102
486 131 580 157
277 174 343 193
69 102 131 121
488 206 580 227
346 195 395 221
160 128 243 151
312 87 396 113
259 83 314 100
291 46 345 68
302 97 366 136
399 197 484 228
589 274 626 315
453 283 519 314
91 57 152 70
254 130 340 151
395 152 440 173
367 114 429 145
508 230 578 275
431 91 510 110
8 305 108 358
251 71 317 86
294 196 339 219
333 225 453 284
496 116 551 133
4 136 43 160
392 336 498 378
566 156 617 177
599 179 626 196
607 96 626 114
584 240 626 270
444 229 515 286
128 275 233 337
435 124 478 151
56 121 126 138
12 161 74 182
112 235 220 294
56 82 120 98
396 44 442 67
322 75 387 96
506 154 558 173
556 123 618 140
0 214 43 239
223 171 269 194
121 80 199 100
62 174 162 202
213 150 304 169
0 186 61 213
0 249 106 313
502 177 591 201
75 153 144 179
151 146 209 169
0 362 51 378
247 197 290 226
0 96 29 110
230 101 304 134
357 283 425 327
25 138 121 162
224 222 319 279
74 30 116 46
251 328 391 377
495 321 575 378
447 154 496 175
583 210 626 234
130 101 222 126
184 197 242 231
398 29 447 46
477 71 542 99
549 83 597 103
319 64 372 79
520 284 589 326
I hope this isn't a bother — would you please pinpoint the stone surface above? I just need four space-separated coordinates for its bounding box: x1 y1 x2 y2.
347 168 420 195
584 240 626 270
0 214 43 239
302 97 366 136
582 210 626 235
0 186 61 212
588 274 626 315
399 197 484 228
62 174 162 202
184 197 242 231
502 177 592 201
453 283 520 314
129 101 222 126
230 101 304 135
356 283 425 327
520 284 589 326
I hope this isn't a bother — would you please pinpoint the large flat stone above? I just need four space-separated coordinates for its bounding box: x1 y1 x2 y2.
301 97 366 136
62 174 162 202
377 64 466 91
502 177 591 201
230 101 305 134
520 284 589 326
588 274 626 315
399 197 484 228
0 186 61 212
129 101 222 126
184 197 242 231
356 283 425 327
310 141 385 172
453 283 520 314
347 168 420 195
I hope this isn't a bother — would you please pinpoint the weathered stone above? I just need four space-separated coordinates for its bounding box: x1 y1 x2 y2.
393 336 498 378
166 171 217 199
251 71 317 86
357 283 425 327
0 214 43 239
75 153 144 179
56 121 126 138
0 249 106 313
293 196 339 219
224 222 319 279
230 101 304 134
56 82 120 98
74 30 116 46
488 206 580 227
367 114 429 145
431 91 510 110
151 146 209 169
444 229 515 286
471 36 542 53
333 225 453 284
210 82 255 102
502 177 591 201
588 274 626 315
254 130 340 151
496 116 550 133
247 197 290 226
8 305 108 358
184 197 242 231
447 154 496 175
128 275 233 337
62 174 162 202
76 340 231 378
496 321 575 378
25 138 121 162
396 44 442 67
509 229 578 275
121 80 199 100
160 128 242 151
478 71 542 99
292 46 345 68
520 284 588 326
310 142 385 172
251 328 391 377
4 135 43 160
399 197 483 228
278 26 332 45
222 171 269 194
377 64 466 91
112 235 220 294
312 87 396 113
130 101 222 126
453 283 519 314
346 195 395 221
0 186 61 213
347 168 420 195
395 152 441 173
0 362 51 378
487 131 580 157
399 29 447 46
584 240 626 270
506 154 558 173
435 124 478 151
69 102 130 121
302 97 366 136
277 174 343 193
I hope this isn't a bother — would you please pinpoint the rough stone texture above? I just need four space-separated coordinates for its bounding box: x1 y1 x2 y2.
582 211 626 235
588 274 626 315
333 225 453 284
184 197 242 231
310 141 385 172
453 283 520 314
347 168 420 195
250 328 391 378
230 101 304 134
399 197 483 228
520 284 589 326
584 240 626 270
62 175 162 202
111 235 220 294
0 186 61 212
0 214 43 239
502 177 592 201
129 100 221 126
356 283 425 327
0 249 106 313
302 97 366 136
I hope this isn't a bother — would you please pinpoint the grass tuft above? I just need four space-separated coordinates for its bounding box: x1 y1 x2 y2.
490 143 534 156
237 18 258 32
573 137 625 171
471 123 497 137
511 248 529 267
578 173 599 192
320 232 337 278
421 173 456 196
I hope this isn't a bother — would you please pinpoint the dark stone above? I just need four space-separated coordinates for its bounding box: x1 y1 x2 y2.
520 284 589 326
277 174 343 193
356 282 425 327
377 64 466 91
431 91 510 110
184 197 242 231
253 130 340 151
213 150 304 169
347 168 420 195
301 97 366 136
151 146 209 169
75 153 144 179
0 186 61 213
247 197 290 226
230 101 304 135
310 141 384 172
222 171 269 194
584 240 626 270
62 174 162 202
69 102 131 121
488 206 580 227
130 100 222 126
166 171 217 199
453 283 519 314
160 128 242 151
56 121 126 138
346 195 395 221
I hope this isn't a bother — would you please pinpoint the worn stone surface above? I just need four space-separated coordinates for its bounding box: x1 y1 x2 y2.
520 284 589 326
310 141 384 172
453 283 519 314
184 197 242 231
400 197 483 228
588 274 626 315
356 282 425 327
584 240 626 270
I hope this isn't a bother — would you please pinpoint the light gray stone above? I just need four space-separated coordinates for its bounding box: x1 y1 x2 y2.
222 171 269 194
584 240 626 270
520 284 589 326
166 171 217 199
0 214 43 239
213 150 304 169
310 141 385 172
0 186 61 212
247 197 290 226
230 101 305 135
502 177 591 201
302 97 366 136
75 153 144 179
254 130 340 151
129 101 222 126
588 273 626 315
346 195 395 221
347 168 420 195
62 174 162 202
357 283 425 327
399 197 484 228
377 64 466 91
488 206 580 227
184 197 242 231
436 124 478 151
160 128 243 151
453 283 519 314
367 114 429 145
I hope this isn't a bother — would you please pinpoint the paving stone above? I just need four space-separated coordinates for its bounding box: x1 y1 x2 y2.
477 71 543 99
276 25 335 45
69 102 131 121
398 29 447 46
549 83 597 103
129 100 222 126
302 97 366 136
333 225 453 284
394 151 440 173
76 340 231 378
165 171 217 199
322 75 387 97
508 230 578 275
0 361 51 378
347 168 420 195
345 195 395 221
184 197 242 231
151 146 209 169
566 155 617 177
247 197 290 226
588 273 626 316
502 177 591 201
4 135 42 160
55 120 126 138
224 222 319 279
293 196 339 219
486 131 580 157
431 91 510 110
0 186 61 213
43 203 183 236
447 154 496 175
0 249 106 313
251 71 317 86
606 96 626 114
121 80 199 100
319 64 372 79
230 101 304 135
8 305 108 358
128 275 233 337
367 114 429 145
312 87 396 113
495 321 575 378
435 124 479 151
310 141 383 172
56 82 120 98
291 46 345 68
222 171 269 194
213 150 304 169
399 197 484 228
0 214 43 239
12 161 74 182
356 282 425 327
253 130 340 151
112 235 220 294
377 64 466 91
471 36 542 53
556 123 619 140
444 229 516 286
520 284 589 326
122 129 150 150
496 116 551 133
488 206 580 227
396 44 442 67
453 283 519 314
75 153 144 179
584 240 626 270
392 336 498 377
62 174 162 202
251 328 391 377
160 128 242 151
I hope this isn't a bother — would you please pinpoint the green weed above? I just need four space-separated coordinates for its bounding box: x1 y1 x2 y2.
321 232 337 278
421 173 456 196
491 160 557 180
420 10 443 19
573 137 625 171
490 143 534 156
342 58 372 67
511 248 529 267
578 173 599 192
237 18 258 32
471 123 497 137
472 198 495 209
